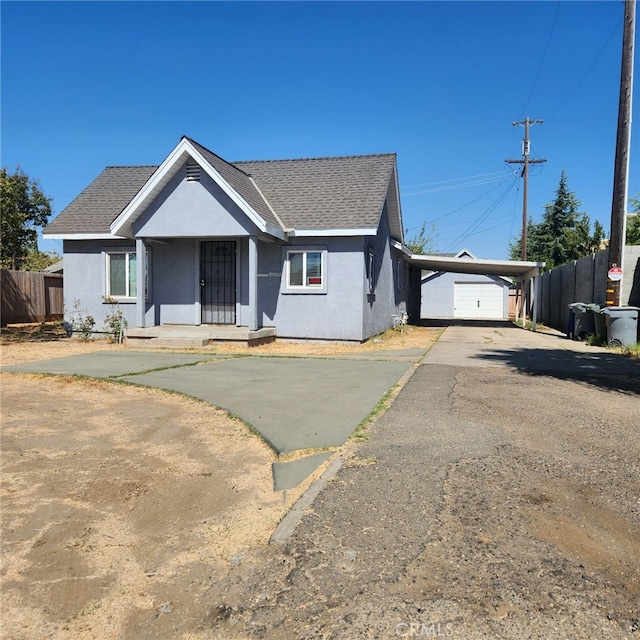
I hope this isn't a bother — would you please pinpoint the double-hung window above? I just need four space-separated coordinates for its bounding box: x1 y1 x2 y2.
283 247 327 293
106 251 137 299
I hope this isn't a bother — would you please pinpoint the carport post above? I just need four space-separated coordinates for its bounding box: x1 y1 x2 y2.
531 276 540 331
519 281 527 327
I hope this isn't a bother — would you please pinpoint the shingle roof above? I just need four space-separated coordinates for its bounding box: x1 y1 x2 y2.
45 140 398 237
235 153 396 230
45 166 158 234
185 138 283 230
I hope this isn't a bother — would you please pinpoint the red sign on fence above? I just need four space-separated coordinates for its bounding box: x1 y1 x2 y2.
607 267 623 282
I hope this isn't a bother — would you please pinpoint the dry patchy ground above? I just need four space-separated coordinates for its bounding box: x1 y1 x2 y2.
0 325 439 639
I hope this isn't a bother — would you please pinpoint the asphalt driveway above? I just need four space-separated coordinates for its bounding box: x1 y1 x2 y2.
213 322 640 639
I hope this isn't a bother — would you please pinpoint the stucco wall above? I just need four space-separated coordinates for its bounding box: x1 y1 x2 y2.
258 237 367 341
63 239 141 333
149 239 199 325
63 238 255 331
133 165 256 238
362 205 406 339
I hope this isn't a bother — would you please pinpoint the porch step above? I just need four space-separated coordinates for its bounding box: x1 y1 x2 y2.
125 325 276 348
126 337 209 349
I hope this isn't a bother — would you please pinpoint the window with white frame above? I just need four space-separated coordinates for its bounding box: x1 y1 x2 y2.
284 248 326 293
106 250 147 299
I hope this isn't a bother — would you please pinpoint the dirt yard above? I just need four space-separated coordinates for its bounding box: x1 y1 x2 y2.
0 325 440 640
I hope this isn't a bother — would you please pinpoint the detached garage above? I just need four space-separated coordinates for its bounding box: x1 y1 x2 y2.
453 281 506 319
420 250 511 320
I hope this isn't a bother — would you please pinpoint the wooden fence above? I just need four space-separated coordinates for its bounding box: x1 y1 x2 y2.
1 270 64 325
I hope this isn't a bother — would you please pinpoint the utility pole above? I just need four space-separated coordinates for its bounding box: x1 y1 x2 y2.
607 0 635 307
505 118 547 260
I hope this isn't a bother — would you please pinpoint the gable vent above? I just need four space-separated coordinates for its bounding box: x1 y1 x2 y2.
186 162 201 182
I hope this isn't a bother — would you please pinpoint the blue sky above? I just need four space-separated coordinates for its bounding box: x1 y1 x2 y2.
2 1 638 260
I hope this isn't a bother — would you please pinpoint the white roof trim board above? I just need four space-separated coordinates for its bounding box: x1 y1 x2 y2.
45 232 129 240
288 228 379 237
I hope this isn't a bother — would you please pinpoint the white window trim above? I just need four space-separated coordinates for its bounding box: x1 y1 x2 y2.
104 248 150 301
281 246 327 294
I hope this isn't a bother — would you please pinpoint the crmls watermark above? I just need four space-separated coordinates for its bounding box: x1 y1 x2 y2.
395 621 454 637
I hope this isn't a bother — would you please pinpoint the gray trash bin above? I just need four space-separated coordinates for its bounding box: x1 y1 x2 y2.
587 304 606 341
568 302 594 340
601 306 640 347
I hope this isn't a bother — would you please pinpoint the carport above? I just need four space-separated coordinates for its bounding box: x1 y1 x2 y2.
404 252 545 329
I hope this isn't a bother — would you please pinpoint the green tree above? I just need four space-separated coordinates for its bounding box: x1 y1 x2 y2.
1 167 53 270
405 222 437 255
627 195 640 245
509 171 605 269
21 250 61 271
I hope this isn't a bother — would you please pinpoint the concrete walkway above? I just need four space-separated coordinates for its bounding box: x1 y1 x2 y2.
4 349 423 489
423 322 640 391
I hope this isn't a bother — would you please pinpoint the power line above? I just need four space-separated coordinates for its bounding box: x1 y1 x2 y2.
404 175 515 233
508 179 522 245
548 16 623 120
402 171 504 195
519 1 562 118
403 175 508 196
441 178 519 252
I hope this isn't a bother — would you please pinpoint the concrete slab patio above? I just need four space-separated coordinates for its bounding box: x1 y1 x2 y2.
4 349 422 489
2 351 223 378
120 357 413 453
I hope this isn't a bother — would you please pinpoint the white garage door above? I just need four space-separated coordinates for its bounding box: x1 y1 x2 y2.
454 282 504 319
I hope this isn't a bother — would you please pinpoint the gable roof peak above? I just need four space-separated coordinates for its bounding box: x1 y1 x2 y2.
180 136 253 178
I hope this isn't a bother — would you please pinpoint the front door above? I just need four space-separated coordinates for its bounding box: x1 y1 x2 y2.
200 241 236 324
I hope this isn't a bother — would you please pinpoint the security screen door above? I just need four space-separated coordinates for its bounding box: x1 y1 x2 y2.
200 241 236 324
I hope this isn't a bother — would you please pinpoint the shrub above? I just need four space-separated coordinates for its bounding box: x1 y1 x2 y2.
68 299 95 341
102 297 127 343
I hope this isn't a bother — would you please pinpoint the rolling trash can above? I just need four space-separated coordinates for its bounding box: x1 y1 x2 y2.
601 306 640 347
567 302 594 340
587 304 606 341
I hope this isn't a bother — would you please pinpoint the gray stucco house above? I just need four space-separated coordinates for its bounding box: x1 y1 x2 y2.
420 249 511 320
44 137 419 343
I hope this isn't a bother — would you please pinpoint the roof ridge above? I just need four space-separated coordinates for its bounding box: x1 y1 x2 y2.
182 136 254 179
105 165 159 169
233 152 396 164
